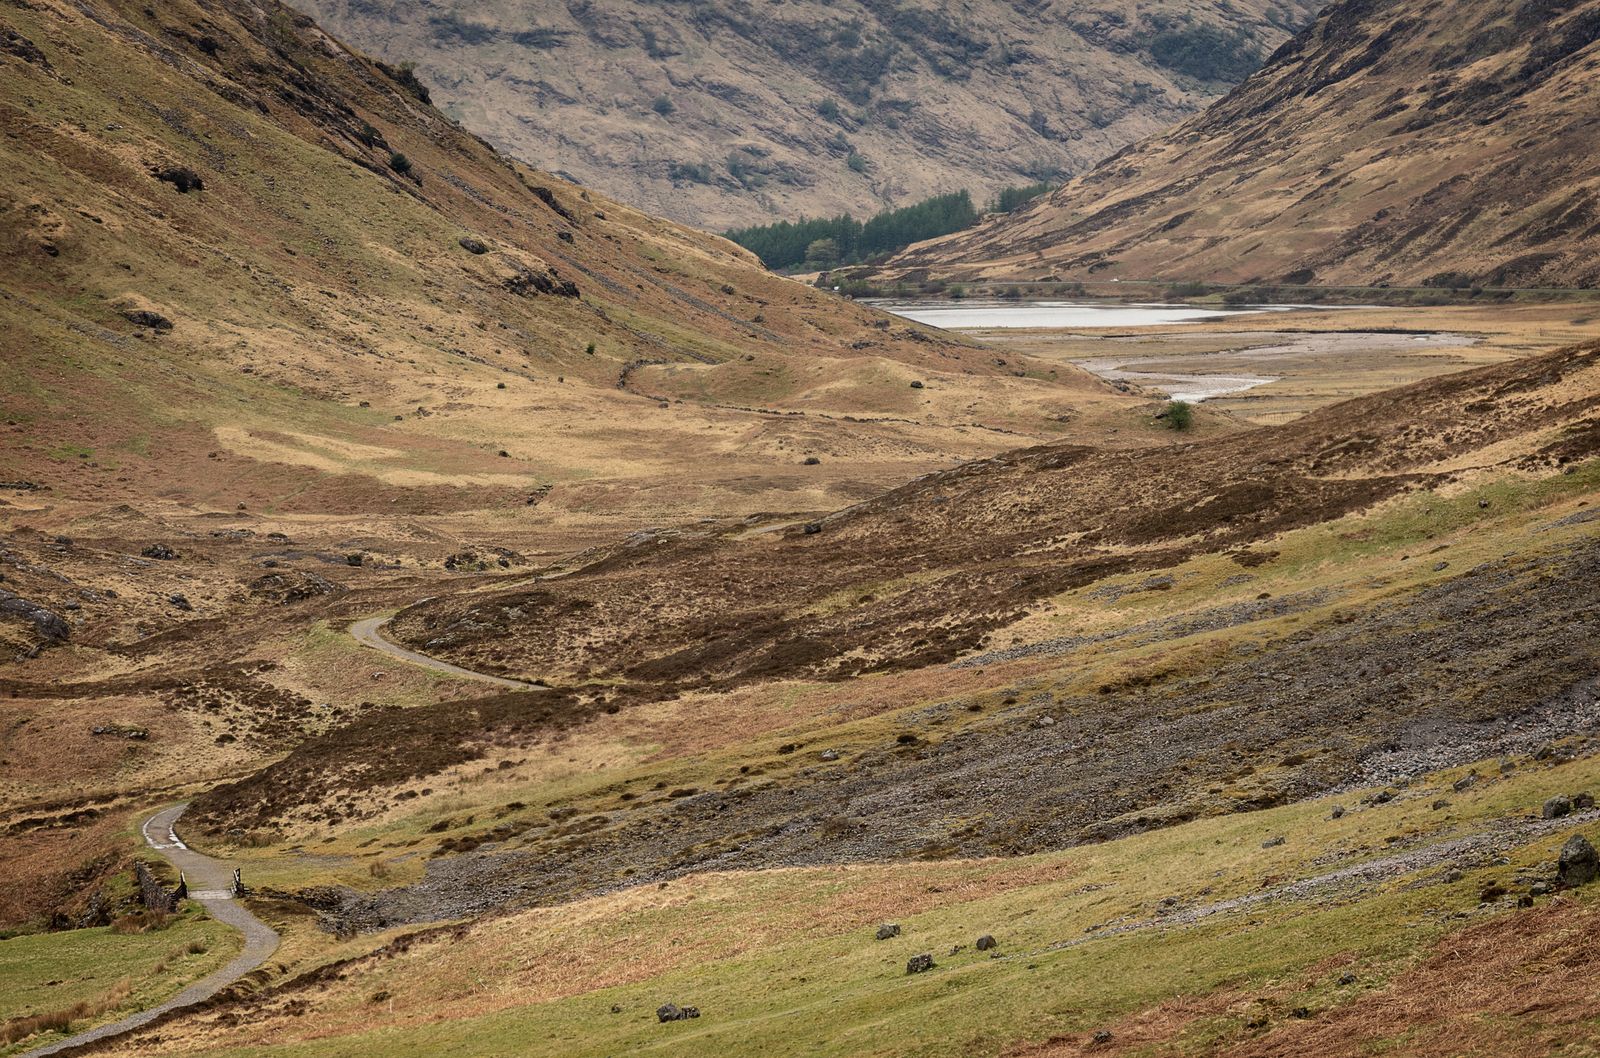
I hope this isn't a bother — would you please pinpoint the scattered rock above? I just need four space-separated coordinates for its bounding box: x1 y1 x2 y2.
905 953 935 974
1090 1030 1113 1046
1329 805 1345 819
909 380 925 389
975 934 997 951
1558 835 1598 888
1431 798 1450 810
168 593 193 611
818 749 840 762
1337 972 1358 986
141 543 178 560
248 570 339 605
1261 836 1286 848
1443 869 1463 883
91 724 148 740
1452 773 1478 792
503 265 579 298
1530 881 1553 896
346 553 365 567
802 523 822 535
656 1003 699 1022
1479 882 1507 903
122 309 173 331
1575 792 1596 810
875 923 900 940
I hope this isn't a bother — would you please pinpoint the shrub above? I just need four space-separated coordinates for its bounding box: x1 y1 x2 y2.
376 61 431 104
1163 400 1194 430
387 152 412 175
1149 24 1261 82
668 161 712 184
846 152 867 173
651 94 674 116
816 98 841 121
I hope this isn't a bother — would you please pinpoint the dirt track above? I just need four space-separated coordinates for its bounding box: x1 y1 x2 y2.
18 805 279 1058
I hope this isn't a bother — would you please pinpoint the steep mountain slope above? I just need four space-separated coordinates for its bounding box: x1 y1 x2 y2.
0 0 1117 535
874 0 1600 288
294 0 1318 229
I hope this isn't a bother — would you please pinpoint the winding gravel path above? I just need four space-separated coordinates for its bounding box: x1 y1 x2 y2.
19 804 279 1058
350 615 541 690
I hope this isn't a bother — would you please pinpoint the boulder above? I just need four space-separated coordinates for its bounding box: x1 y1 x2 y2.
656 1003 699 1022
975 934 997 951
1543 795 1574 820
875 923 900 940
905 953 935 975
141 543 178 560
0 589 69 643
458 236 489 254
1558 835 1598 888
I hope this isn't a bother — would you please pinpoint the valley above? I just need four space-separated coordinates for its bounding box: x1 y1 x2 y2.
2 0 1599 1056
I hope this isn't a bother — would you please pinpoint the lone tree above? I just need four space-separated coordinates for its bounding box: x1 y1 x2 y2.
1163 399 1194 431
805 237 841 266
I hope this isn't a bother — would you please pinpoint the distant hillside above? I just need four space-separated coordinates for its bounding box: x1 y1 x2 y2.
872 0 1600 289
293 0 1317 229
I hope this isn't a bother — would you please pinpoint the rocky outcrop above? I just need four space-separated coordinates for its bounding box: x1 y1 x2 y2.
0 588 69 644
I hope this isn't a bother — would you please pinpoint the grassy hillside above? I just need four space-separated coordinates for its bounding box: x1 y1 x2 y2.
872 0 1600 289
294 0 1318 228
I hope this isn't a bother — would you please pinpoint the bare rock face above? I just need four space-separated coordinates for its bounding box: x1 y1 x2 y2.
295 0 1316 229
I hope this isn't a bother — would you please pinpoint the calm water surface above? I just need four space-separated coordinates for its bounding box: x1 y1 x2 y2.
871 300 1306 329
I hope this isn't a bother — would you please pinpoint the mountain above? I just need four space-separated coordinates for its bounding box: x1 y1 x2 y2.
1 0 1118 543
292 0 1319 229
873 0 1600 289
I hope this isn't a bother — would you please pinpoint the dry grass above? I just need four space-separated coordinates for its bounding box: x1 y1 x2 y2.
0 976 131 1046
